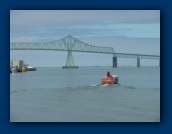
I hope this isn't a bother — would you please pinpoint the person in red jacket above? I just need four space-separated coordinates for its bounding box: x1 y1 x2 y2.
106 72 113 78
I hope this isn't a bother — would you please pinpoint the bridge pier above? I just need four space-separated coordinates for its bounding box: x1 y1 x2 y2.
113 56 117 68
63 51 78 68
137 57 140 67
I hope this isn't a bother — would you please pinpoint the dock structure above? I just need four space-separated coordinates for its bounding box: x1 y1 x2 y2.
10 59 36 73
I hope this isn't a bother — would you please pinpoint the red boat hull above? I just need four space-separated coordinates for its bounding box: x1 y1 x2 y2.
101 75 119 84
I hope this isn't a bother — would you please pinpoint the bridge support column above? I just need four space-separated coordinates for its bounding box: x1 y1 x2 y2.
63 51 78 68
137 57 140 67
113 56 117 68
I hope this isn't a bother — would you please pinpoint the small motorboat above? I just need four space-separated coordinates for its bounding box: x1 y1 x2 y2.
26 66 36 71
101 75 119 84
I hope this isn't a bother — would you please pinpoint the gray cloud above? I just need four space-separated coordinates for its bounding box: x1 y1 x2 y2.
10 10 160 42
10 10 160 31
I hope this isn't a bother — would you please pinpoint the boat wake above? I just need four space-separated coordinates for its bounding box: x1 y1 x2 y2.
90 83 120 88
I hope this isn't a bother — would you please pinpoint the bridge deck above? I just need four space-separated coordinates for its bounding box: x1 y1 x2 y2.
10 35 160 60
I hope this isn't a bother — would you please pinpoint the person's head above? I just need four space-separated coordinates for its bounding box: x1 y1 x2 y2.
107 72 110 75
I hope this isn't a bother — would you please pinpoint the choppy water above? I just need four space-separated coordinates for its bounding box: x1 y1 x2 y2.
10 67 160 122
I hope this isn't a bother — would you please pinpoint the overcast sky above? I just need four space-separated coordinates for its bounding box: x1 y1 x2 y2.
10 10 160 67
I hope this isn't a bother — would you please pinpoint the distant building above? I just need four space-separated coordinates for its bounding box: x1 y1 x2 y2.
10 59 25 68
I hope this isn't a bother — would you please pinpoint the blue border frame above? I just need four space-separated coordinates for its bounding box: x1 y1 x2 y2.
1 0 171 134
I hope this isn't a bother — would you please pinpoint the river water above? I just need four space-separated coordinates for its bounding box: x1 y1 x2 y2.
10 66 160 122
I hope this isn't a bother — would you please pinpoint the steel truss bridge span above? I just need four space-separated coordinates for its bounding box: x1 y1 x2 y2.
114 53 159 60
10 35 115 54
10 35 160 68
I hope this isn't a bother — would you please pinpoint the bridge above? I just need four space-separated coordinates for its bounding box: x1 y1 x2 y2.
10 35 160 68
